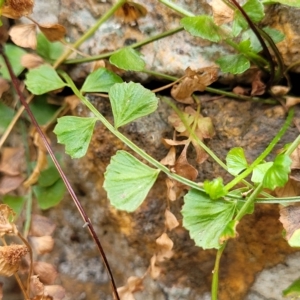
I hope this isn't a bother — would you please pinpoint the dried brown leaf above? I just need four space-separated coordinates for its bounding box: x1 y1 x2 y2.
118 276 144 300
64 95 80 111
2 0 34 19
275 178 300 198
21 53 44 69
0 79 10 99
44 285 65 300
30 275 45 297
160 146 176 166
33 261 58 284
174 145 198 182
285 96 300 109
29 236 54 255
271 85 290 96
290 146 300 169
0 204 18 236
9 24 37 49
0 244 28 276
150 255 161 279
30 215 56 237
0 175 24 195
165 178 178 201
171 67 218 103
251 71 266 96
155 233 174 262
280 204 300 240
38 24 66 42
0 147 24 176
210 0 234 25
232 86 249 96
115 2 147 23
164 209 179 231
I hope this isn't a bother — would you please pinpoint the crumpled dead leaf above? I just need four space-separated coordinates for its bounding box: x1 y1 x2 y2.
275 177 300 198
29 236 54 255
2 0 34 19
285 96 300 109
0 244 28 276
280 204 300 241
0 204 18 236
155 233 174 262
165 209 179 231
30 215 56 237
33 261 58 285
251 71 266 96
115 1 147 24
150 255 161 279
160 146 176 166
117 276 144 300
168 106 215 164
171 67 218 103
9 24 37 49
0 147 24 176
38 24 66 42
271 85 290 97
0 175 24 195
210 0 234 25
23 130 49 188
21 53 44 69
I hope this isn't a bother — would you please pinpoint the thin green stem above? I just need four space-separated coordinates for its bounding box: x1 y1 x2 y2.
224 108 294 191
59 72 300 205
59 71 206 192
235 183 263 221
285 134 300 156
212 242 227 300
53 0 126 67
159 0 194 16
143 69 276 104
65 26 184 64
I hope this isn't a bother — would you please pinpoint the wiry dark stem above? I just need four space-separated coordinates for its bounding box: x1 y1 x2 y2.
0 45 120 300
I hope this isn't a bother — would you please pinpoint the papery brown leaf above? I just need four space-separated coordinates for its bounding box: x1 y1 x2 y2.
162 139 188 147
33 261 58 284
160 146 176 166
32 296 53 300
21 53 44 69
271 85 290 96
232 86 249 96
30 215 56 237
251 71 266 96
165 209 179 231
44 285 65 300
0 147 24 176
23 131 49 188
29 236 54 255
64 95 80 111
30 275 45 297
2 0 34 19
280 204 300 240
290 146 300 169
115 1 147 24
91 60 106 72
165 178 178 201
0 204 18 236
174 145 198 182
0 244 28 276
171 67 218 103
38 24 66 42
210 0 234 25
285 96 300 109
168 111 194 133
9 24 37 49
0 175 24 195
155 233 174 262
150 255 161 279
290 169 300 182
117 276 144 300
0 79 10 99
275 178 300 198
